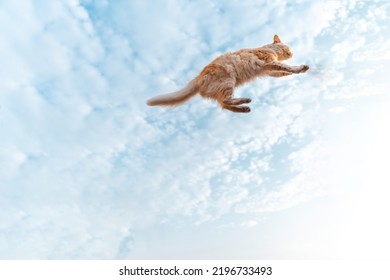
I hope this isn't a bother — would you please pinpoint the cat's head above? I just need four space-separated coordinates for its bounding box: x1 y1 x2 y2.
268 34 293 61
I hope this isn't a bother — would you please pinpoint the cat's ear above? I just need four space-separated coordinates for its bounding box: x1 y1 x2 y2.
273 34 281 44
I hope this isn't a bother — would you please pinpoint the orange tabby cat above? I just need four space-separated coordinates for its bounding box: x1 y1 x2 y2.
147 35 309 113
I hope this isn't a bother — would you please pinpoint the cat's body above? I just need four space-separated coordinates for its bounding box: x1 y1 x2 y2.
147 35 309 113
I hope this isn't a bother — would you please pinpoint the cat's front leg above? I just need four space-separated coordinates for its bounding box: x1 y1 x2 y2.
265 62 309 74
296 65 309 73
286 64 309 73
268 71 292 78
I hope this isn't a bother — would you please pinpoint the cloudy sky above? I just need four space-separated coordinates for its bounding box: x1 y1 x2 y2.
1 0 389 259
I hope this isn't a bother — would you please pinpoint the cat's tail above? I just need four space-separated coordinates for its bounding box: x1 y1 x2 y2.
146 79 198 107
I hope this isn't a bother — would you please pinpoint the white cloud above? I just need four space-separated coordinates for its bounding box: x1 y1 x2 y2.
240 220 258 227
329 106 348 113
235 141 328 214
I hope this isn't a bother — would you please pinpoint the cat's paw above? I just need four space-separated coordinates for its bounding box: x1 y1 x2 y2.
241 106 251 113
299 65 309 73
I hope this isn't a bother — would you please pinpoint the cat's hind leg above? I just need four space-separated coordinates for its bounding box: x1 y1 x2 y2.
222 97 252 105
222 104 251 113
215 87 251 113
220 97 251 113
200 82 251 113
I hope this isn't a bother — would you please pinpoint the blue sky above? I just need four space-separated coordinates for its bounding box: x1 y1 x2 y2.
1 0 389 259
